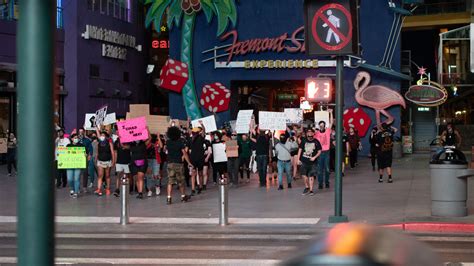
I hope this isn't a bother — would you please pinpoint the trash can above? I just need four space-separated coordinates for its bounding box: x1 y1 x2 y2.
430 148 474 217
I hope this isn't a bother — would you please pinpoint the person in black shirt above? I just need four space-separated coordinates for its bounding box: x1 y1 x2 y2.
376 123 397 183
250 127 271 187
188 126 207 195
369 127 378 171
441 123 462 147
94 128 115 196
129 130 151 199
297 128 322 196
113 139 131 197
165 126 192 204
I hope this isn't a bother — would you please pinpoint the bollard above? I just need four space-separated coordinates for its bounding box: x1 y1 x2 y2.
219 177 229 226
120 177 130 225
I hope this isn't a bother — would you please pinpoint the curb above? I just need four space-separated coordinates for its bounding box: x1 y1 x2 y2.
382 222 474 233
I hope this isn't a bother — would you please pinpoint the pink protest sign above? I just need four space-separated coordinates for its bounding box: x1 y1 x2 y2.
117 117 149 143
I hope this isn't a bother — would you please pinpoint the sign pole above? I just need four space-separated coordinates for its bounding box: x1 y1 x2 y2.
329 56 348 223
17 1 55 265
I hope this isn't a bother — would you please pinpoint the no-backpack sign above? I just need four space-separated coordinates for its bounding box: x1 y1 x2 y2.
304 0 359 56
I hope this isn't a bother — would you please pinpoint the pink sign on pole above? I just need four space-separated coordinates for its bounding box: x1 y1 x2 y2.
117 117 149 143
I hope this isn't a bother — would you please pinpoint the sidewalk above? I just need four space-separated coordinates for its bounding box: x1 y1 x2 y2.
1 154 474 227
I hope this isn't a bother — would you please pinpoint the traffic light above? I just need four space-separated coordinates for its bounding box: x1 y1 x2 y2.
305 77 333 103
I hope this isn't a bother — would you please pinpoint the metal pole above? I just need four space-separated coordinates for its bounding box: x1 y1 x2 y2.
120 177 130 225
17 1 55 265
329 56 348 223
219 177 229 226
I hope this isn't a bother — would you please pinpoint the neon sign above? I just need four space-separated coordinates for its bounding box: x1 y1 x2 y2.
152 40 170 49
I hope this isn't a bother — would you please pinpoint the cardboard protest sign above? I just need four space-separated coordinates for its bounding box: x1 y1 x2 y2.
284 108 303 124
57 147 86 169
147 115 169 134
235 110 253 134
94 105 108 126
314 111 330 130
258 111 287 131
225 140 239 158
0 138 6 154
129 104 150 118
213 143 227 163
103 113 117 125
117 116 149 143
192 115 217 132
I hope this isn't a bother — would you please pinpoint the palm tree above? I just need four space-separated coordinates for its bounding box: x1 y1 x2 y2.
145 0 238 120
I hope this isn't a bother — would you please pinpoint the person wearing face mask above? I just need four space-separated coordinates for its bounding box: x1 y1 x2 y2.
274 134 298 190
6 132 17 176
441 123 462 148
250 126 271 187
237 134 252 183
188 126 207 195
315 110 333 189
66 134 86 198
297 128 322 196
347 127 360 169
55 129 70 188
88 132 98 188
94 129 115 196
77 128 93 190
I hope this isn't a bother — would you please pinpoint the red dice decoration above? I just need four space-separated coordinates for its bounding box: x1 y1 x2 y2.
199 82 231 113
343 107 372 137
159 58 189 93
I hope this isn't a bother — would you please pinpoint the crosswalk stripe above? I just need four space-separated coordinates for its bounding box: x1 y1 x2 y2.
0 216 320 225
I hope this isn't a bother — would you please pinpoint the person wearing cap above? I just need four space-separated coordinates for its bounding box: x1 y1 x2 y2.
297 128 322 196
376 123 397 183
188 125 207 195
55 128 70 188
315 109 333 189
275 134 298 190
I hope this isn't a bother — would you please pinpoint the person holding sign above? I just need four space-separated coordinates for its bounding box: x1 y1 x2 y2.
165 126 192 205
129 130 151 199
94 128 115 196
188 124 207 195
113 138 131 197
66 134 86 198
297 128 322 196
250 127 271 187
237 134 252 183
274 134 298 190
55 129 70 188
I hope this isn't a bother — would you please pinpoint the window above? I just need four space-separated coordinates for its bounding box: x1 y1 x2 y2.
89 0 132 23
123 72 129 83
89 64 100 78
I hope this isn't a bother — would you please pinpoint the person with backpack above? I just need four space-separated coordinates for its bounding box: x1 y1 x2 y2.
274 134 298 190
376 123 397 183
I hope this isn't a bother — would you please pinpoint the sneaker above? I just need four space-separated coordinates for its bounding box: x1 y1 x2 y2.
72 193 78 199
309 191 315 196
325 183 330 189
246 179 250 183
191 190 196 196
113 189 120 197
7 173 11 177
136 193 143 199
167 197 172 205
278 185 284 190
197 187 202 194
388 178 393 183
155 186 161 196
105 189 111 196
202 185 207 191
94 189 102 196
147 190 153 197
378 178 383 183
181 195 191 202
88 182 94 189
318 184 323 190
288 183 292 189
70 190 74 196
302 188 310 195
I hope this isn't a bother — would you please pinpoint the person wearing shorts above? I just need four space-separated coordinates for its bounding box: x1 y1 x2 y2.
94 129 115 196
297 129 322 196
113 139 131 197
130 136 150 199
165 126 192 204
146 134 162 197
376 123 397 183
188 126 206 195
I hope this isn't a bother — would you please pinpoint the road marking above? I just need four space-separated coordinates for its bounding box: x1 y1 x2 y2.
417 236 474 242
0 257 280 265
0 244 296 251
435 248 474 254
0 216 319 225
0 232 313 240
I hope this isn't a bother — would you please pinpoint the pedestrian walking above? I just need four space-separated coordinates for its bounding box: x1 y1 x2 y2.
297 128 322 196
66 134 86 198
87 132 98 188
6 132 17 176
376 123 397 183
212 131 228 180
369 127 378 171
250 127 271 187
55 129 70 188
237 134 252 183
113 138 131 197
78 128 93 190
275 134 298 190
226 132 240 186
315 109 333 189
347 127 360 169
146 134 162 197
94 128 115 196
188 125 207 195
165 126 192 204
129 132 150 199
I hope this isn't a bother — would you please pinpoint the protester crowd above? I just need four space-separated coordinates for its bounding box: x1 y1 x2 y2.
50 111 399 202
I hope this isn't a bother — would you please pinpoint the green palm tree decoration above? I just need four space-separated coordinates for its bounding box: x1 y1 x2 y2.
145 0 238 120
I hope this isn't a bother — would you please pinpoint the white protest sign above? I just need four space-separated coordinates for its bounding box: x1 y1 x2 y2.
314 111 330 130
103 113 117 125
229 120 236 133
213 143 228 163
94 105 108 126
192 115 217 132
284 108 303 124
84 114 96 130
258 111 286 131
235 110 253 134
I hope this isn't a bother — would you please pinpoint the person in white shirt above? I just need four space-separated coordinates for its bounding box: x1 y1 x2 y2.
274 134 298 190
55 129 70 188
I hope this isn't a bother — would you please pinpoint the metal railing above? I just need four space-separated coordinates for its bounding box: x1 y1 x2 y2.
411 1 467 15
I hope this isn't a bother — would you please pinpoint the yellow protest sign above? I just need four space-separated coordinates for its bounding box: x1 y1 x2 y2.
57 147 86 169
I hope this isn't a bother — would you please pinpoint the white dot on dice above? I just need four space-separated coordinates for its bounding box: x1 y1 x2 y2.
200 99 205 105
348 118 353 123
360 119 364 125
169 59 175 64
181 63 186 68
344 110 349 115
175 66 182 71
219 100 224 105
206 96 210 102
211 94 215 100
213 106 218 112
354 108 359 113
171 80 178 85
203 87 207 93
208 106 213 112
170 69 176 74
182 73 188 78
225 93 230 99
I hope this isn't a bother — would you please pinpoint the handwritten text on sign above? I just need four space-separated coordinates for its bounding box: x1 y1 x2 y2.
259 111 287 131
117 117 149 143
57 147 87 169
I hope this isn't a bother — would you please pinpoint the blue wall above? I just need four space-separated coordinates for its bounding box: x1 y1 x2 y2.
169 0 403 153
